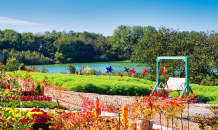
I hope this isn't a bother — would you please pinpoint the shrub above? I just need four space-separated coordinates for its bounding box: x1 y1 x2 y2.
35 82 42 96
6 57 20 71
67 64 75 74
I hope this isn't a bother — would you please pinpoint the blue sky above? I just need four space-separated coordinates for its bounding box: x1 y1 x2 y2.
0 0 218 36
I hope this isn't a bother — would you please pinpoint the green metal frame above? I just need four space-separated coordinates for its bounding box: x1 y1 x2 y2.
152 56 193 98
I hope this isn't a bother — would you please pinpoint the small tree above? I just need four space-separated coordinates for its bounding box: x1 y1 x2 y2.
6 57 20 71
67 64 75 74
34 82 42 96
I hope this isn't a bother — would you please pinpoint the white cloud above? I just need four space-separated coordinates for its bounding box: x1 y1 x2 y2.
30 28 50 31
0 17 42 25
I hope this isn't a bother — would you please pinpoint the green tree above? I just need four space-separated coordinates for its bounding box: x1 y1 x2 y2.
6 57 20 71
54 52 65 63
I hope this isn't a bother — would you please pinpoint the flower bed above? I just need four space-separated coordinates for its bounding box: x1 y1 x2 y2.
20 96 52 101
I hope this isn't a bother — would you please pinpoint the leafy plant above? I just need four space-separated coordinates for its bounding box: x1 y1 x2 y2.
34 82 42 96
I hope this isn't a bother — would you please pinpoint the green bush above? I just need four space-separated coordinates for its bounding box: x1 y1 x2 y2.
6 57 20 71
67 64 75 74
35 82 42 96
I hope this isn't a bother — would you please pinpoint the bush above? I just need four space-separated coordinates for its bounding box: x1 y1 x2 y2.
19 63 26 70
6 57 20 71
35 82 42 96
67 64 75 74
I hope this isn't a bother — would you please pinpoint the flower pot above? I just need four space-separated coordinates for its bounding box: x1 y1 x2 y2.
45 97 48 101
137 120 153 130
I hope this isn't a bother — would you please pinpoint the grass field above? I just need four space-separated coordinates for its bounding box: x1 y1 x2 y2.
7 71 218 104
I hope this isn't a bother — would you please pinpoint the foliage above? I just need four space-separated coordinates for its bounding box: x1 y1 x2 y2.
34 82 42 96
5 57 20 71
3 50 53 65
135 27 218 86
19 63 26 70
66 64 75 74
1 27 218 86
1 100 67 109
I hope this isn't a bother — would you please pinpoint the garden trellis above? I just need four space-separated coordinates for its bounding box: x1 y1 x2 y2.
152 56 193 98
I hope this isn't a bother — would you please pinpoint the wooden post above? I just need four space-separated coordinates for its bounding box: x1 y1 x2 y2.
122 105 128 124
94 97 100 117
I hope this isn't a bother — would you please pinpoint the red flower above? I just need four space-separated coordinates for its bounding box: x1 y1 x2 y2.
147 101 153 108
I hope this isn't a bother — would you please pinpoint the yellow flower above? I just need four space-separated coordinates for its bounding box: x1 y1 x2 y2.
37 106 39 108
5 89 10 92
46 107 49 110
33 107 35 109
54 108 57 110
38 128 43 130
60 109 62 111
49 126 53 129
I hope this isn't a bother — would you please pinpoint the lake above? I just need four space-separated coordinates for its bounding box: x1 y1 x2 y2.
27 61 148 73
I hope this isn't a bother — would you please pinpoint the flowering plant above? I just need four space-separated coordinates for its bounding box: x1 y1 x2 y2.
21 90 35 96
150 86 171 98
128 94 158 122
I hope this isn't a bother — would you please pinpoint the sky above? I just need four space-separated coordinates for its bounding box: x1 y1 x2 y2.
0 0 218 36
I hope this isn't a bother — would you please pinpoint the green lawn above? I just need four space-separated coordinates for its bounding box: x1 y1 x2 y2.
7 71 218 104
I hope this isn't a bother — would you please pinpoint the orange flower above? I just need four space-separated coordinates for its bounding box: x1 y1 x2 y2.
49 126 53 129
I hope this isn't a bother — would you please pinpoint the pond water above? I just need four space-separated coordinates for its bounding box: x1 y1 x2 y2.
27 61 148 73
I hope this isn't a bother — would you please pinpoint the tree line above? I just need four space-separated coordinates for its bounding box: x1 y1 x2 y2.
1 26 218 85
